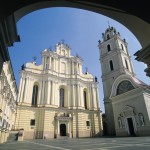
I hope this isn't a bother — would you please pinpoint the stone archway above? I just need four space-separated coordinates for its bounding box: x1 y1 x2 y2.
0 1 149 76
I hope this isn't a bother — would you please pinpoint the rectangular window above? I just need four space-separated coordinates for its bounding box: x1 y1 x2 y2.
86 121 90 126
30 119 35 126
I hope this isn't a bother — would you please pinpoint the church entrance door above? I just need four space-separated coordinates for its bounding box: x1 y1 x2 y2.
127 118 135 136
60 124 66 136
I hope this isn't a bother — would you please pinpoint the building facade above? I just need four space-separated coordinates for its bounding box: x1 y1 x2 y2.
15 42 103 139
98 26 150 136
0 61 17 143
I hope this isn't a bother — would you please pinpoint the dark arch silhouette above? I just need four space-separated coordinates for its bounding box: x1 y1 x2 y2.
0 1 149 76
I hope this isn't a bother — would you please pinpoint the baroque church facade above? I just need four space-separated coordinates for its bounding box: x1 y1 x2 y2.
0 61 17 143
99 27 150 136
15 42 103 139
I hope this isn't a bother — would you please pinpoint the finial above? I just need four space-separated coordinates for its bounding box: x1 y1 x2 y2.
33 56 37 62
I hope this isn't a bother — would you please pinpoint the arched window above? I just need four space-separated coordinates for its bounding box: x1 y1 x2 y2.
109 60 114 71
117 80 134 95
121 44 124 51
107 34 110 40
138 113 145 126
84 91 87 109
32 85 38 106
60 88 64 107
125 59 129 70
107 44 111 52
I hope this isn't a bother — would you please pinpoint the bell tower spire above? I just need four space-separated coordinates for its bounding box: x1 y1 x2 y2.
98 26 135 135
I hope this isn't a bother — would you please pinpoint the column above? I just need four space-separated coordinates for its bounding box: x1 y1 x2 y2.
90 86 93 109
54 58 56 71
20 78 25 102
49 57 51 69
58 59 60 73
44 80 47 104
38 80 43 105
17 77 23 101
54 82 58 106
69 120 72 138
68 121 70 136
72 61 74 74
42 56 45 70
71 84 74 107
47 80 51 105
87 88 91 109
80 87 84 108
27 78 32 103
51 81 55 105
23 78 27 102
53 82 56 105
68 84 70 108
57 120 60 136
77 84 80 107
92 86 97 109
42 80 45 104
96 87 100 109
25 77 30 102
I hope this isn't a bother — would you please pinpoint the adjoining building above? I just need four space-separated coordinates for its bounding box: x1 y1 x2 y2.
15 42 103 139
98 26 150 136
0 61 17 143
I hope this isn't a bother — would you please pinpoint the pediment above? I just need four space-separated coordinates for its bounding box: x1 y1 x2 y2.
122 105 134 112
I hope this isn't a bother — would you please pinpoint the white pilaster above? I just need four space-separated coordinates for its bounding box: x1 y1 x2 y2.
27 78 32 103
38 80 43 105
72 84 75 107
20 78 25 102
24 77 29 102
54 82 58 106
42 80 46 104
51 81 55 105
77 84 80 107
68 84 70 108
90 86 94 109
49 57 51 69
23 78 27 102
96 87 100 109
92 86 96 109
47 80 51 105
57 120 60 135
18 77 23 102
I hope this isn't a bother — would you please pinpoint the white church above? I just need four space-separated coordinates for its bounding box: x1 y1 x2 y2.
99 26 150 136
15 42 103 139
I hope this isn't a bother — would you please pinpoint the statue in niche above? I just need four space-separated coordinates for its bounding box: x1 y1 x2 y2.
118 117 122 128
139 113 145 126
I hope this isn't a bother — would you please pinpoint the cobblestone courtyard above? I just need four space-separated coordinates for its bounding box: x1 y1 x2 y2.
1 136 150 150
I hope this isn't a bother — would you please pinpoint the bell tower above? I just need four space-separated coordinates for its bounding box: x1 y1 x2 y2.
98 26 135 135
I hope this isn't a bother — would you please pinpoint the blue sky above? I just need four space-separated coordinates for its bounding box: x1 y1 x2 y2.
8 7 149 113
